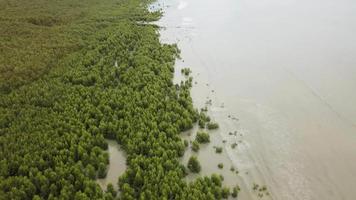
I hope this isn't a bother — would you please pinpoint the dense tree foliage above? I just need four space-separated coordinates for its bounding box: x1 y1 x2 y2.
195 131 210 144
187 156 201 173
183 139 189 147
198 112 210 128
207 122 219 130
191 140 200 152
0 0 233 199
106 184 117 198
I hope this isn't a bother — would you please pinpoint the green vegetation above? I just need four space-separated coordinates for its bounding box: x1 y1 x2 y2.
198 119 206 128
98 162 108 178
192 140 200 152
231 143 238 149
181 68 191 76
260 185 267 192
207 122 219 130
0 0 233 199
184 139 189 147
106 183 117 198
0 0 159 94
211 174 223 186
255 184 269 198
201 106 208 112
230 166 235 172
187 156 201 173
232 185 240 198
221 187 230 199
215 146 223 153
218 163 224 169
198 111 210 128
253 183 260 191
195 131 210 144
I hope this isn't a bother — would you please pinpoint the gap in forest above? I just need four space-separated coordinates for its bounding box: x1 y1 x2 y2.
96 139 127 191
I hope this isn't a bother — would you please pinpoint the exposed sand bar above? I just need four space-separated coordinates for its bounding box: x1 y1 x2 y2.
156 0 356 199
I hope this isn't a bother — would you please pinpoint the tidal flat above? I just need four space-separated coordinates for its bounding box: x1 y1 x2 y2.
156 0 356 199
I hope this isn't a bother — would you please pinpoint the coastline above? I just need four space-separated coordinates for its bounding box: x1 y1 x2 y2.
154 0 356 199
154 1 273 199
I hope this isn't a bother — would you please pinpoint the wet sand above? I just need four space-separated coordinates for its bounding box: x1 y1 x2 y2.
156 0 356 199
96 140 126 190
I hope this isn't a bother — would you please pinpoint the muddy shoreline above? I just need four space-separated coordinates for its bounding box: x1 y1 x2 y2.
155 0 356 199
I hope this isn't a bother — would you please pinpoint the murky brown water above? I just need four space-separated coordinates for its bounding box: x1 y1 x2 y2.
156 0 356 199
96 140 126 190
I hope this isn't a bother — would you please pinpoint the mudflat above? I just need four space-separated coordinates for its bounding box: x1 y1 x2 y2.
157 0 356 199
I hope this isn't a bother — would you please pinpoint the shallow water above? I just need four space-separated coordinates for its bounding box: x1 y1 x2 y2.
96 140 126 190
156 0 356 199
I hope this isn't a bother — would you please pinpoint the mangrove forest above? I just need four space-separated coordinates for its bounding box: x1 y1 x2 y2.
0 0 234 199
